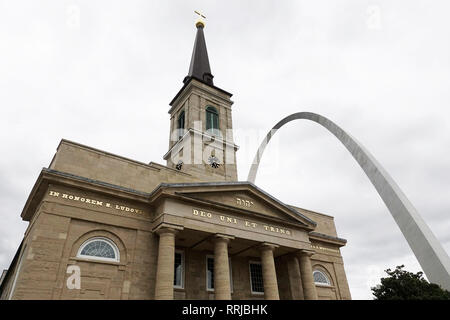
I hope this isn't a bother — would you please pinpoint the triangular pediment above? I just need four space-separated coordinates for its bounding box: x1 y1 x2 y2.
183 190 299 221
150 182 316 229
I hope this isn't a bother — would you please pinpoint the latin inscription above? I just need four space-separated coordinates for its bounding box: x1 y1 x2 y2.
192 209 212 218
192 208 291 236
48 190 145 215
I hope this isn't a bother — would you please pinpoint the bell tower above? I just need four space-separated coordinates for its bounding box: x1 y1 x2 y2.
163 18 238 181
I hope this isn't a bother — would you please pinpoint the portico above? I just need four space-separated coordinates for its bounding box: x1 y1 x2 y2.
150 182 320 300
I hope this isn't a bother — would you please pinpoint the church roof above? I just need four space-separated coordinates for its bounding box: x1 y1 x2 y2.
183 23 214 86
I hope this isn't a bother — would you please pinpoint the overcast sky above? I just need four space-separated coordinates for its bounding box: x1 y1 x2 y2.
1 0 449 300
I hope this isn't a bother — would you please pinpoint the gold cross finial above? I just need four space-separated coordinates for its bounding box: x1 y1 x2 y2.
194 10 206 19
194 10 206 28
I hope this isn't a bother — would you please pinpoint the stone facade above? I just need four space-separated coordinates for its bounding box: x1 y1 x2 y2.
0 141 351 300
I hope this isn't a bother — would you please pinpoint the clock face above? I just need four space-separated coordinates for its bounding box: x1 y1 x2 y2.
208 156 220 168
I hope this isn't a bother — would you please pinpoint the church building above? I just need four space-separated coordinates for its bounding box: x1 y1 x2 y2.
0 19 351 300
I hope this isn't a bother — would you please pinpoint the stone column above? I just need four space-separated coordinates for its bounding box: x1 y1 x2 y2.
298 249 318 300
260 243 279 300
287 255 304 300
213 234 233 300
154 227 177 300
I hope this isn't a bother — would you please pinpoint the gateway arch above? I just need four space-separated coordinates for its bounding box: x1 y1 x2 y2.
247 112 450 290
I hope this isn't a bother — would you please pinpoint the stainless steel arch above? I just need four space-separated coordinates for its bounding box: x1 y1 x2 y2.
247 112 450 290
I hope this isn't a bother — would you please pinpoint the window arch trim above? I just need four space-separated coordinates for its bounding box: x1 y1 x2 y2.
77 237 120 262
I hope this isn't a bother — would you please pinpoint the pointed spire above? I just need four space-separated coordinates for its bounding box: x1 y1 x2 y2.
183 21 214 86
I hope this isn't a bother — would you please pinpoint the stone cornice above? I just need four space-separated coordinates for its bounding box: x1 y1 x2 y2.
309 231 347 247
20 168 151 221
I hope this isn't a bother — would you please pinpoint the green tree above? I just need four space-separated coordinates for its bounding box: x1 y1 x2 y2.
371 265 450 300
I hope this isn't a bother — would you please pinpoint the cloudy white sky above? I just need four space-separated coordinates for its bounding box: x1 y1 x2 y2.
1 0 449 300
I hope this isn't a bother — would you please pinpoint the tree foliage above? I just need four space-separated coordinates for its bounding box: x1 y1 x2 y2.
371 265 450 300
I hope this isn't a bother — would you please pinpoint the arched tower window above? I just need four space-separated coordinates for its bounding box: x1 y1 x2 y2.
77 237 120 262
313 270 331 286
177 110 185 129
177 110 185 140
206 106 219 133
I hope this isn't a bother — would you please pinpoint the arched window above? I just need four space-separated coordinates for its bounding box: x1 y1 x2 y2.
313 270 331 286
177 110 185 129
77 237 120 262
206 106 219 133
177 110 185 140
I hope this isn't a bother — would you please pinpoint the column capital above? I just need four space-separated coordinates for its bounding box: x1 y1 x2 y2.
259 242 279 252
212 233 235 243
298 249 315 257
154 223 182 236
